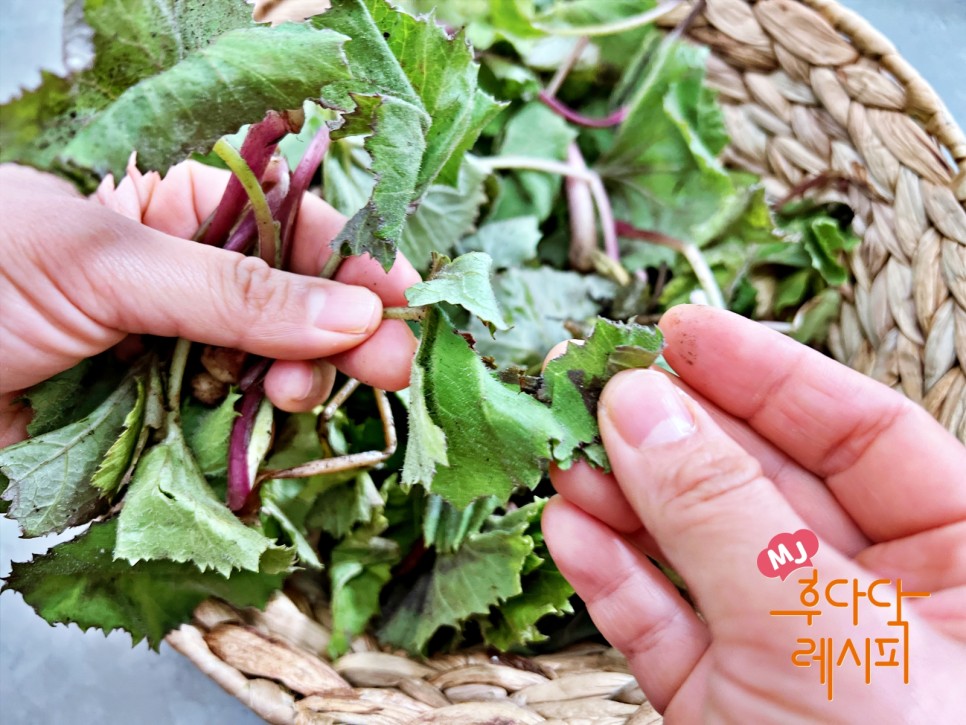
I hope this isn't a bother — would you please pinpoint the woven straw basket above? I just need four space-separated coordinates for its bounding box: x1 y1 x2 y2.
166 1 966 723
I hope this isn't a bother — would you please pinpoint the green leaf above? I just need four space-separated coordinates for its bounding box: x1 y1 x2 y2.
602 40 737 242
406 253 509 331
182 391 241 480
1 519 284 650
423 495 500 553
307 472 382 539
0 0 254 172
491 103 576 222
115 427 292 577
456 216 542 269
792 288 842 345
402 308 563 508
260 477 323 571
329 529 399 658
402 361 449 491
543 318 663 466
378 527 533 653
63 24 352 177
0 374 140 537
22 360 92 436
90 376 147 497
801 217 859 286
481 566 574 650
315 0 503 268
400 158 489 272
469 268 616 369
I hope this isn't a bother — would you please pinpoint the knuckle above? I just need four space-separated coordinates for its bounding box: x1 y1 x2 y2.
659 447 766 529
225 255 286 320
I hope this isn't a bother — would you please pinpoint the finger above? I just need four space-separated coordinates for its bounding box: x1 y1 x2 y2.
660 305 966 542
542 497 710 712
71 208 383 360
544 343 867 555
855 520 966 592
598 369 863 625
327 320 417 392
264 360 336 413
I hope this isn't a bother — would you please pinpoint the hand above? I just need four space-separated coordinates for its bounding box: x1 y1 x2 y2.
543 305 966 721
0 162 418 446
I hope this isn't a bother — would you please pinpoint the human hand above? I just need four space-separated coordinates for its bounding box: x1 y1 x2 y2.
0 162 418 446
543 305 966 721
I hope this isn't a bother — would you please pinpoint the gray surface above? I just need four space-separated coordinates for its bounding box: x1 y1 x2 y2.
0 2 964 724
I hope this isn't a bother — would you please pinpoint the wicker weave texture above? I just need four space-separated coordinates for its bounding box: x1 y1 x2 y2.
169 2 966 724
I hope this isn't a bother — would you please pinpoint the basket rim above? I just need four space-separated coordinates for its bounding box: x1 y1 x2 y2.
798 0 965 180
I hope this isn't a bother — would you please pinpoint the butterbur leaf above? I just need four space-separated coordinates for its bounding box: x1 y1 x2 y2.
0 0 253 172
543 318 663 466
329 528 399 658
456 216 542 269
22 359 92 437
0 373 140 537
90 377 148 497
403 308 563 508
423 495 500 554
378 527 533 654
182 391 242 480
316 0 503 268
400 158 489 272
490 102 576 222
802 217 859 286
1 519 284 650
481 566 574 650
406 253 509 331
401 362 449 490
470 268 616 369
64 25 352 177
116 427 292 577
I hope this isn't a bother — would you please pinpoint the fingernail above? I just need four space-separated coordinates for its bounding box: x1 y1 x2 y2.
295 364 323 402
602 370 696 448
310 286 380 334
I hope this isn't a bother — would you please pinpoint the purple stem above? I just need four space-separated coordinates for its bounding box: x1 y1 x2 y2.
278 126 331 269
224 160 291 255
226 357 272 512
227 382 264 512
539 91 628 129
203 111 294 247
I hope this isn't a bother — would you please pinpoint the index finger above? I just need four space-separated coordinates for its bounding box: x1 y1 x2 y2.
659 305 966 543
139 160 420 305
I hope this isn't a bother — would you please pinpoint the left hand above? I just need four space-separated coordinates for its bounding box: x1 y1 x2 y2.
0 161 419 446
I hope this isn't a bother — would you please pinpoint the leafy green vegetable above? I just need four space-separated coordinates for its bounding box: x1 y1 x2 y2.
22 360 92 436
182 391 241 480
329 527 399 657
90 377 147 496
2 519 284 649
543 318 664 466
456 216 542 269
406 253 509 331
400 159 489 272
315 0 503 268
379 526 533 653
402 307 563 508
470 268 616 369
64 25 352 177
0 373 140 536
115 428 292 577
0 0 253 172
491 102 576 222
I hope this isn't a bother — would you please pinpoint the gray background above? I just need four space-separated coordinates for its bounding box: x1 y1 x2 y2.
1 1 963 723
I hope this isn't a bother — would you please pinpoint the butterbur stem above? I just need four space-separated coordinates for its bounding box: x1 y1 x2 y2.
166 338 192 416
383 306 426 321
227 383 264 512
540 92 628 129
204 111 292 247
213 138 280 267
279 126 331 269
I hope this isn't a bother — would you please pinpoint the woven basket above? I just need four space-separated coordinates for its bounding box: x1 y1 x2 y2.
166 1 966 723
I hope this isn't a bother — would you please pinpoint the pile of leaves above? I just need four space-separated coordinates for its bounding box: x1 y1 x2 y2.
0 0 858 657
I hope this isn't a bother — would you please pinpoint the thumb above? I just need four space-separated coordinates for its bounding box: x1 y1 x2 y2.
76 215 383 361
598 369 855 623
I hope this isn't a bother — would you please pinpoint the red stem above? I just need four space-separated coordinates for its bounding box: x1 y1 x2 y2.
278 126 331 269
539 91 628 129
227 381 264 512
203 111 294 247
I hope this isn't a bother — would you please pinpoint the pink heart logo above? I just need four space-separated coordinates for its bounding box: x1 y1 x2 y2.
757 529 819 580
